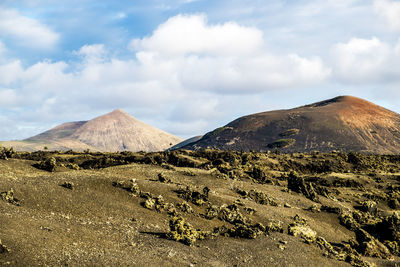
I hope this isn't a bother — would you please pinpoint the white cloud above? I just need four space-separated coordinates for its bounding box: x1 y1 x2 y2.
0 60 24 85
0 8 59 49
395 38 400 55
169 96 221 122
0 89 17 106
130 14 264 56
296 0 361 17
78 44 106 56
130 15 263 56
130 14 330 93
77 44 107 63
0 59 70 106
0 14 331 139
332 37 397 82
374 0 400 31
176 53 330 93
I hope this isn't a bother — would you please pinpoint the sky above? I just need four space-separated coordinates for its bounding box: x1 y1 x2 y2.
0 0 400 140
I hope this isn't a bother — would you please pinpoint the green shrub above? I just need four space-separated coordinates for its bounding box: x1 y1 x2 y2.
35 157 57 172
0 147 15 160
1 188 20 206
167 216 207 246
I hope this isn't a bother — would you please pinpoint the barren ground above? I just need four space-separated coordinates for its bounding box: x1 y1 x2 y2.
1 149 400 266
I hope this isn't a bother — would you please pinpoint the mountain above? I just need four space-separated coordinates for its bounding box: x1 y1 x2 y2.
168 135 203 151
184 96 400 154
2 109 182 152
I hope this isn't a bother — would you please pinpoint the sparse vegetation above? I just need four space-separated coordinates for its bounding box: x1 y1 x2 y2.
2 149 400 266
280 128 300 137
112 179 140 195
204 126 233 138
167 216 208 246
175 186 209 206
287 171 320 202
235 188 278 206
288 215 317 244
35 157 57 172
0 146 15 160
1 188 20 206
267 138 296 149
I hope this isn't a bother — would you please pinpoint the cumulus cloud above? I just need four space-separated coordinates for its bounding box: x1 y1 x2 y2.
332 37 400 82
0 14 330 140
332 37 390 81
130 14 331 93
130 14 264 56
374 0 400 31
0 8 59 49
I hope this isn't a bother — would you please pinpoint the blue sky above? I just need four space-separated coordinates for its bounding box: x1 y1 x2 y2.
0 0 400 140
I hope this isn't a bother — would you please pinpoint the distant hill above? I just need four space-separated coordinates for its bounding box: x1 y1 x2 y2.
184 96 400 154
1 109 182 152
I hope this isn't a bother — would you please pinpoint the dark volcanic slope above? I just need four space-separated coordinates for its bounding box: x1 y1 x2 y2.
185 96 400 153
168 135 203 151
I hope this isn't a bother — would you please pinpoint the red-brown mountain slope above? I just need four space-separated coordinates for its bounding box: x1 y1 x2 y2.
185 96 400 154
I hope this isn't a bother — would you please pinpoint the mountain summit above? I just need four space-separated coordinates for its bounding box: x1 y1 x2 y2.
4 109 182 152
184 96 400 153
68 109 181 152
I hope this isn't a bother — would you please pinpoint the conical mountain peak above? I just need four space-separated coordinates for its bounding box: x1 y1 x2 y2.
109 108 129 116
97 108 134 120
20 109 182 152
70 109 181 151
